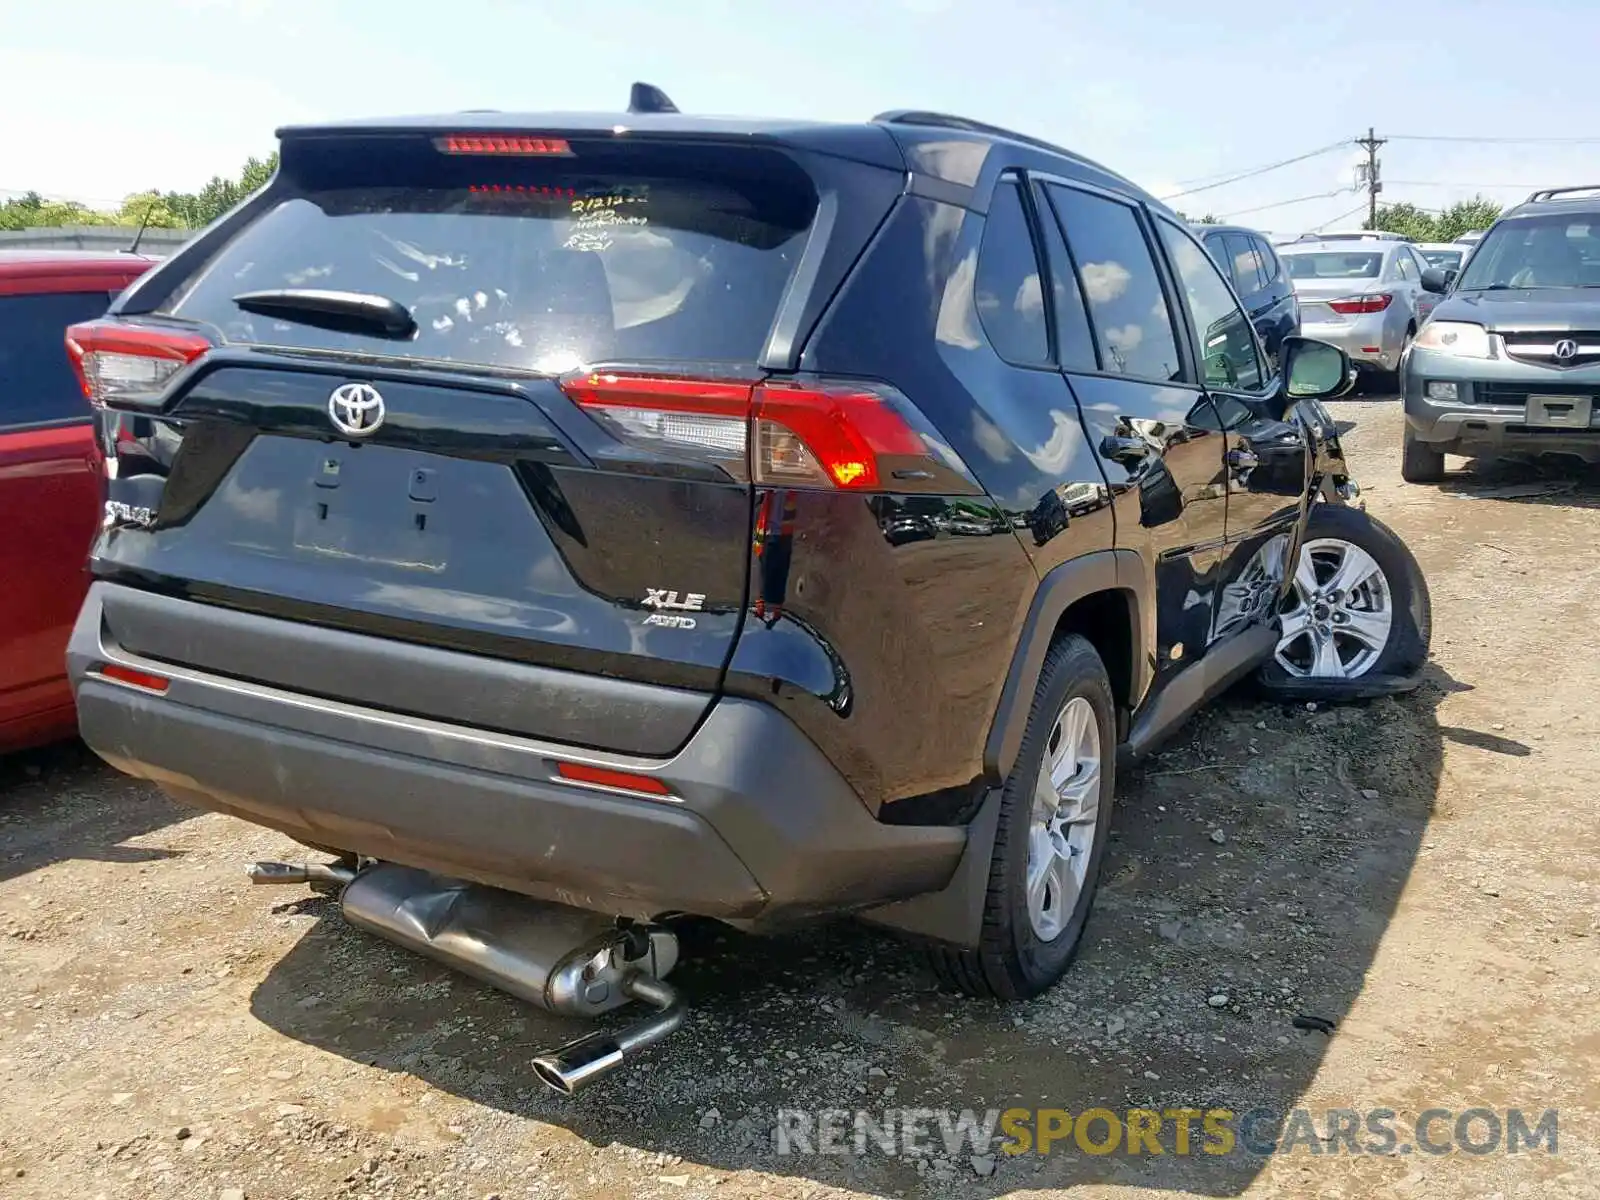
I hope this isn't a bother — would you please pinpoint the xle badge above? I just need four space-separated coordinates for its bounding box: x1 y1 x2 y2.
642 588 706 630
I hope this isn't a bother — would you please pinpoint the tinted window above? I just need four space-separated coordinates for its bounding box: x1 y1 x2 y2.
1456 215 1600 290
974 178 1049 366
1030 182 1098 372
1394 251 1415 281
1283 252 1383 279
0 291 109 429
1202 235 1230 272
1223 233 1266 298
1157 219 1263 391
1419 247 1463 272
1255 238 1283 285
1044 185 1182 382
160 144 817 370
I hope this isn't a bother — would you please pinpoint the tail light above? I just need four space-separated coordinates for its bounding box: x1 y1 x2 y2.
66 321 212 409
1327 294 1394 315
562 373 948 492
434 134 573 156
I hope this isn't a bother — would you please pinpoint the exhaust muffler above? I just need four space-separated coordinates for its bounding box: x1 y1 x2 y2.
249 860 682 1092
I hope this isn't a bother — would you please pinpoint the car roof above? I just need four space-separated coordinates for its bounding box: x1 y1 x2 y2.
1280 240 1395 255
1187 223 1271 239
275 107 1152 206
1503 186 1600 220
1417 242 1466 251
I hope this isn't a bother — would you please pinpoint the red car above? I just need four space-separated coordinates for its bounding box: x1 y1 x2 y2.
0 250 155 752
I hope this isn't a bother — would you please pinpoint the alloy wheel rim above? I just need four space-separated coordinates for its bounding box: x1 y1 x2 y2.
1026 696 1102 941
1275 537 1393 679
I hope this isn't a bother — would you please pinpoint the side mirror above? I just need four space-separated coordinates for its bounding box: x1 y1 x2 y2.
1421 267 1448 293
1282 335 1354 402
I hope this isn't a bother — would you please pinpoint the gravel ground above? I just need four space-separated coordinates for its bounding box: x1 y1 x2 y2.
2 396 1597 1200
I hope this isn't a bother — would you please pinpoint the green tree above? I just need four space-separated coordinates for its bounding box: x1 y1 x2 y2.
0 152 279 232
1433 197 1502 241
1367 201 1436 241
1369 195 1502 242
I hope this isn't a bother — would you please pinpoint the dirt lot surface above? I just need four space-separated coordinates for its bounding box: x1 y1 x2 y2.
2 396 1597 1200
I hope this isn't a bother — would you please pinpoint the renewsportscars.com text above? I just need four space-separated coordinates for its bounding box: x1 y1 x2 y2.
774 1106 1559 1158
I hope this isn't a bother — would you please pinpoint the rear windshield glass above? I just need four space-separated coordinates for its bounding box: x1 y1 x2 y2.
158 141 817 371
1419 248 1463 272
1455 215 1600 290
1282 252 1383 279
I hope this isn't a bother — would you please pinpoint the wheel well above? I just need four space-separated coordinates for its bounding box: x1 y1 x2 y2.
1050 589 1135 718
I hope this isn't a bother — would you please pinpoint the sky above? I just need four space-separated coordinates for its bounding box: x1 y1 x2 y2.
4 0 1600 237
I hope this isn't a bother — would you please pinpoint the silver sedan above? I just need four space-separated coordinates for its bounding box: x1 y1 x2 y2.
1280 240 1447 374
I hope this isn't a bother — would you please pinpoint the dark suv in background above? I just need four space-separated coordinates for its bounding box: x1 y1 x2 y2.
1401 185 1600 481
65 94 1430 1088
1196 223 1299 369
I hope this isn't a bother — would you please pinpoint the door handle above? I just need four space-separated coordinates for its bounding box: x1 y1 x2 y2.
1227 447 1259 471
1099 434 1150 465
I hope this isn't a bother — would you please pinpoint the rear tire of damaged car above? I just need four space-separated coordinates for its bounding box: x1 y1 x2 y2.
926 635 1116 1000
1256 503 1432 696
1400 426 1446 484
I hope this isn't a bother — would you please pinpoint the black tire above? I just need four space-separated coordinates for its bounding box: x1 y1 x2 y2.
1257 503 1431 693
1401 426 1445 483
926 634 1116 1000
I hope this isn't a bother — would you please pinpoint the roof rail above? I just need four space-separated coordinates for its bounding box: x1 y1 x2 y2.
1525 184 1600 203
871 110 1074 158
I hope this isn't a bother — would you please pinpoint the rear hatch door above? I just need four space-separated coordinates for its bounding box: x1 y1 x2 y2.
87 127 903 754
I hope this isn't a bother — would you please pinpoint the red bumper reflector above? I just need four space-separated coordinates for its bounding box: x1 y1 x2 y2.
98 664 171 694
555 761 672 796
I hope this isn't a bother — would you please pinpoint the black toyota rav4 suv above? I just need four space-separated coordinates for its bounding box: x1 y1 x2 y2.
66 92 1430 1088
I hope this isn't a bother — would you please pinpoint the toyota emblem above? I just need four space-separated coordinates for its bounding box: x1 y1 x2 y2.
1552 338 1580 363
328 382 386 437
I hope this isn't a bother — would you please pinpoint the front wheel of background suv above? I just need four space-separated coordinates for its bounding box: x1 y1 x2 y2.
1401 425 1446 483
926 634 1116 1000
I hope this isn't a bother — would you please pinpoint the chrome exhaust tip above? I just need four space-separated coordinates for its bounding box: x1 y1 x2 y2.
530 973 685 1095
247 860 358 888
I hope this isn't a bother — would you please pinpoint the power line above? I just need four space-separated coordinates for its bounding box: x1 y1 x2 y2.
1388 133 1600 145
1217 189 1352 219
1314 202 1370 231
1384 180 1543 189
1159 141 1351 201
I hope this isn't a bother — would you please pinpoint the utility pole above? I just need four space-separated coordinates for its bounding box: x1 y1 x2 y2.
1355 127 1386 230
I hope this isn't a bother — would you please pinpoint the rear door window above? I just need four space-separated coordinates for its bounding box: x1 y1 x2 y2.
974 178 1051 366
1043 184 1183 383
0 291 112 429
158 142 819 371
1254 237 1284 286
1222 233 1266 300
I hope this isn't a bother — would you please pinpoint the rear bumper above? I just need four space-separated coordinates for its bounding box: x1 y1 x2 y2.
1300 313 1401 369
68 583 965 922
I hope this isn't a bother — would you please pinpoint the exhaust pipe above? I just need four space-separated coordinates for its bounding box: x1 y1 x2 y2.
248 860 358 888
531 972 684 1095
246 860 683 1093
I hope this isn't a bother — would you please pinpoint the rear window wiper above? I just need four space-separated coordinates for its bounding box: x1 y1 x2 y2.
232 288 418 340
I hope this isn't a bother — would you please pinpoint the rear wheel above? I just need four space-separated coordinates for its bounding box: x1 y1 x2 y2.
1401 426 1446 483
926 635 1116 1000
